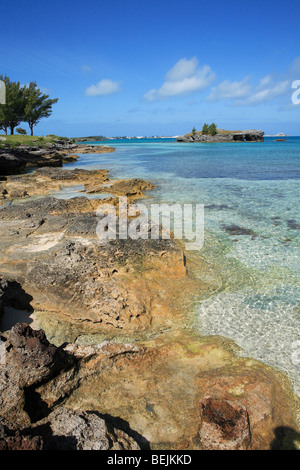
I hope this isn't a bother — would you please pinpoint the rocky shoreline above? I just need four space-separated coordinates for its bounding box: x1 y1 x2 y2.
177 129 265 143
0 142 299 450
0 138 115 176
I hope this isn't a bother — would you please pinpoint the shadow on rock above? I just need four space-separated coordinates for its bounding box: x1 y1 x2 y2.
1 280 34 312
92 412 151 450
270 426 300 450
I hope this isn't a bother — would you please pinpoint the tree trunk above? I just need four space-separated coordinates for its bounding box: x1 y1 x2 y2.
10 126 14 135
30 125 33 136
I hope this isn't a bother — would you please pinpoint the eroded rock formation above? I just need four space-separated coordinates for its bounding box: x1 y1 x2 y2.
0 140 115 176
177 130 265 143
0 323 140 450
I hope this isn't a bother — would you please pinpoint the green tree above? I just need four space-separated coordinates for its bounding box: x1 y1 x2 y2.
208 123 217 136
192 126 196 136
16 127 27 135
0 75 25 135
24 82 58 136
202 123 209 135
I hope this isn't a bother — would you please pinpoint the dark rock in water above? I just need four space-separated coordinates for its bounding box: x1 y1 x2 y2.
206 204 234 210
222 224 258 237
287 219 300 230
271 216 282 226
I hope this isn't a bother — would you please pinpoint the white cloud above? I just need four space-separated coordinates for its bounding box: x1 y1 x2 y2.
207 72 290 106
165 57 198 81
144 57 215 102
257 74 272 89
207 77 251 102
85 79 121 96
240 80 290 105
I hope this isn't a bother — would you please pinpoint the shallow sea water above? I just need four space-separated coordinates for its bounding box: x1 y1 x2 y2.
65 137 300 394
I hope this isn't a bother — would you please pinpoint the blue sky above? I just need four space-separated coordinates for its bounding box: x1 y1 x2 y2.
1 0 300 136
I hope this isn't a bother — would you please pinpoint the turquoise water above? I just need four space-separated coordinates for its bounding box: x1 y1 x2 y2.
65 137 300 394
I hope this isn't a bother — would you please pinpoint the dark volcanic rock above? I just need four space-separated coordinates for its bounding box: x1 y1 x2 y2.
0 426 43 450
199 397 251 450
2 323 73 387
0 323 141 449
0 153 25 175
0 323 76 429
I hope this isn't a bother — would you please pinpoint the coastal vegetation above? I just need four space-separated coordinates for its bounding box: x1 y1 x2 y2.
190 123 218 137
16 127 27 135
0 134 70 149
202 122 217 136
181 127 264 142
0 75 58 136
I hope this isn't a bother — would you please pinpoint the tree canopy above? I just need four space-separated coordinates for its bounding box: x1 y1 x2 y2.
24 82 58 135
208 122 217 136
202 123 209 135
201 122 217 136
0 76 58 135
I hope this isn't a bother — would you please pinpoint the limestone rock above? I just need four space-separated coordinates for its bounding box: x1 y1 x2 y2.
177 129 264 143
0 191 193 342
30 407 141 450
0 141 115 177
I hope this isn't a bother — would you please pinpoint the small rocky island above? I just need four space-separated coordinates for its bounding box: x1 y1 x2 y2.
177 129 265 143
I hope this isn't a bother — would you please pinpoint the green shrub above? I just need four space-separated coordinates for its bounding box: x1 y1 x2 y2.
16 127 27 135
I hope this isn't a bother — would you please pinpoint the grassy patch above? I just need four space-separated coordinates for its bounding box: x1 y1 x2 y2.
0 134 71 149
